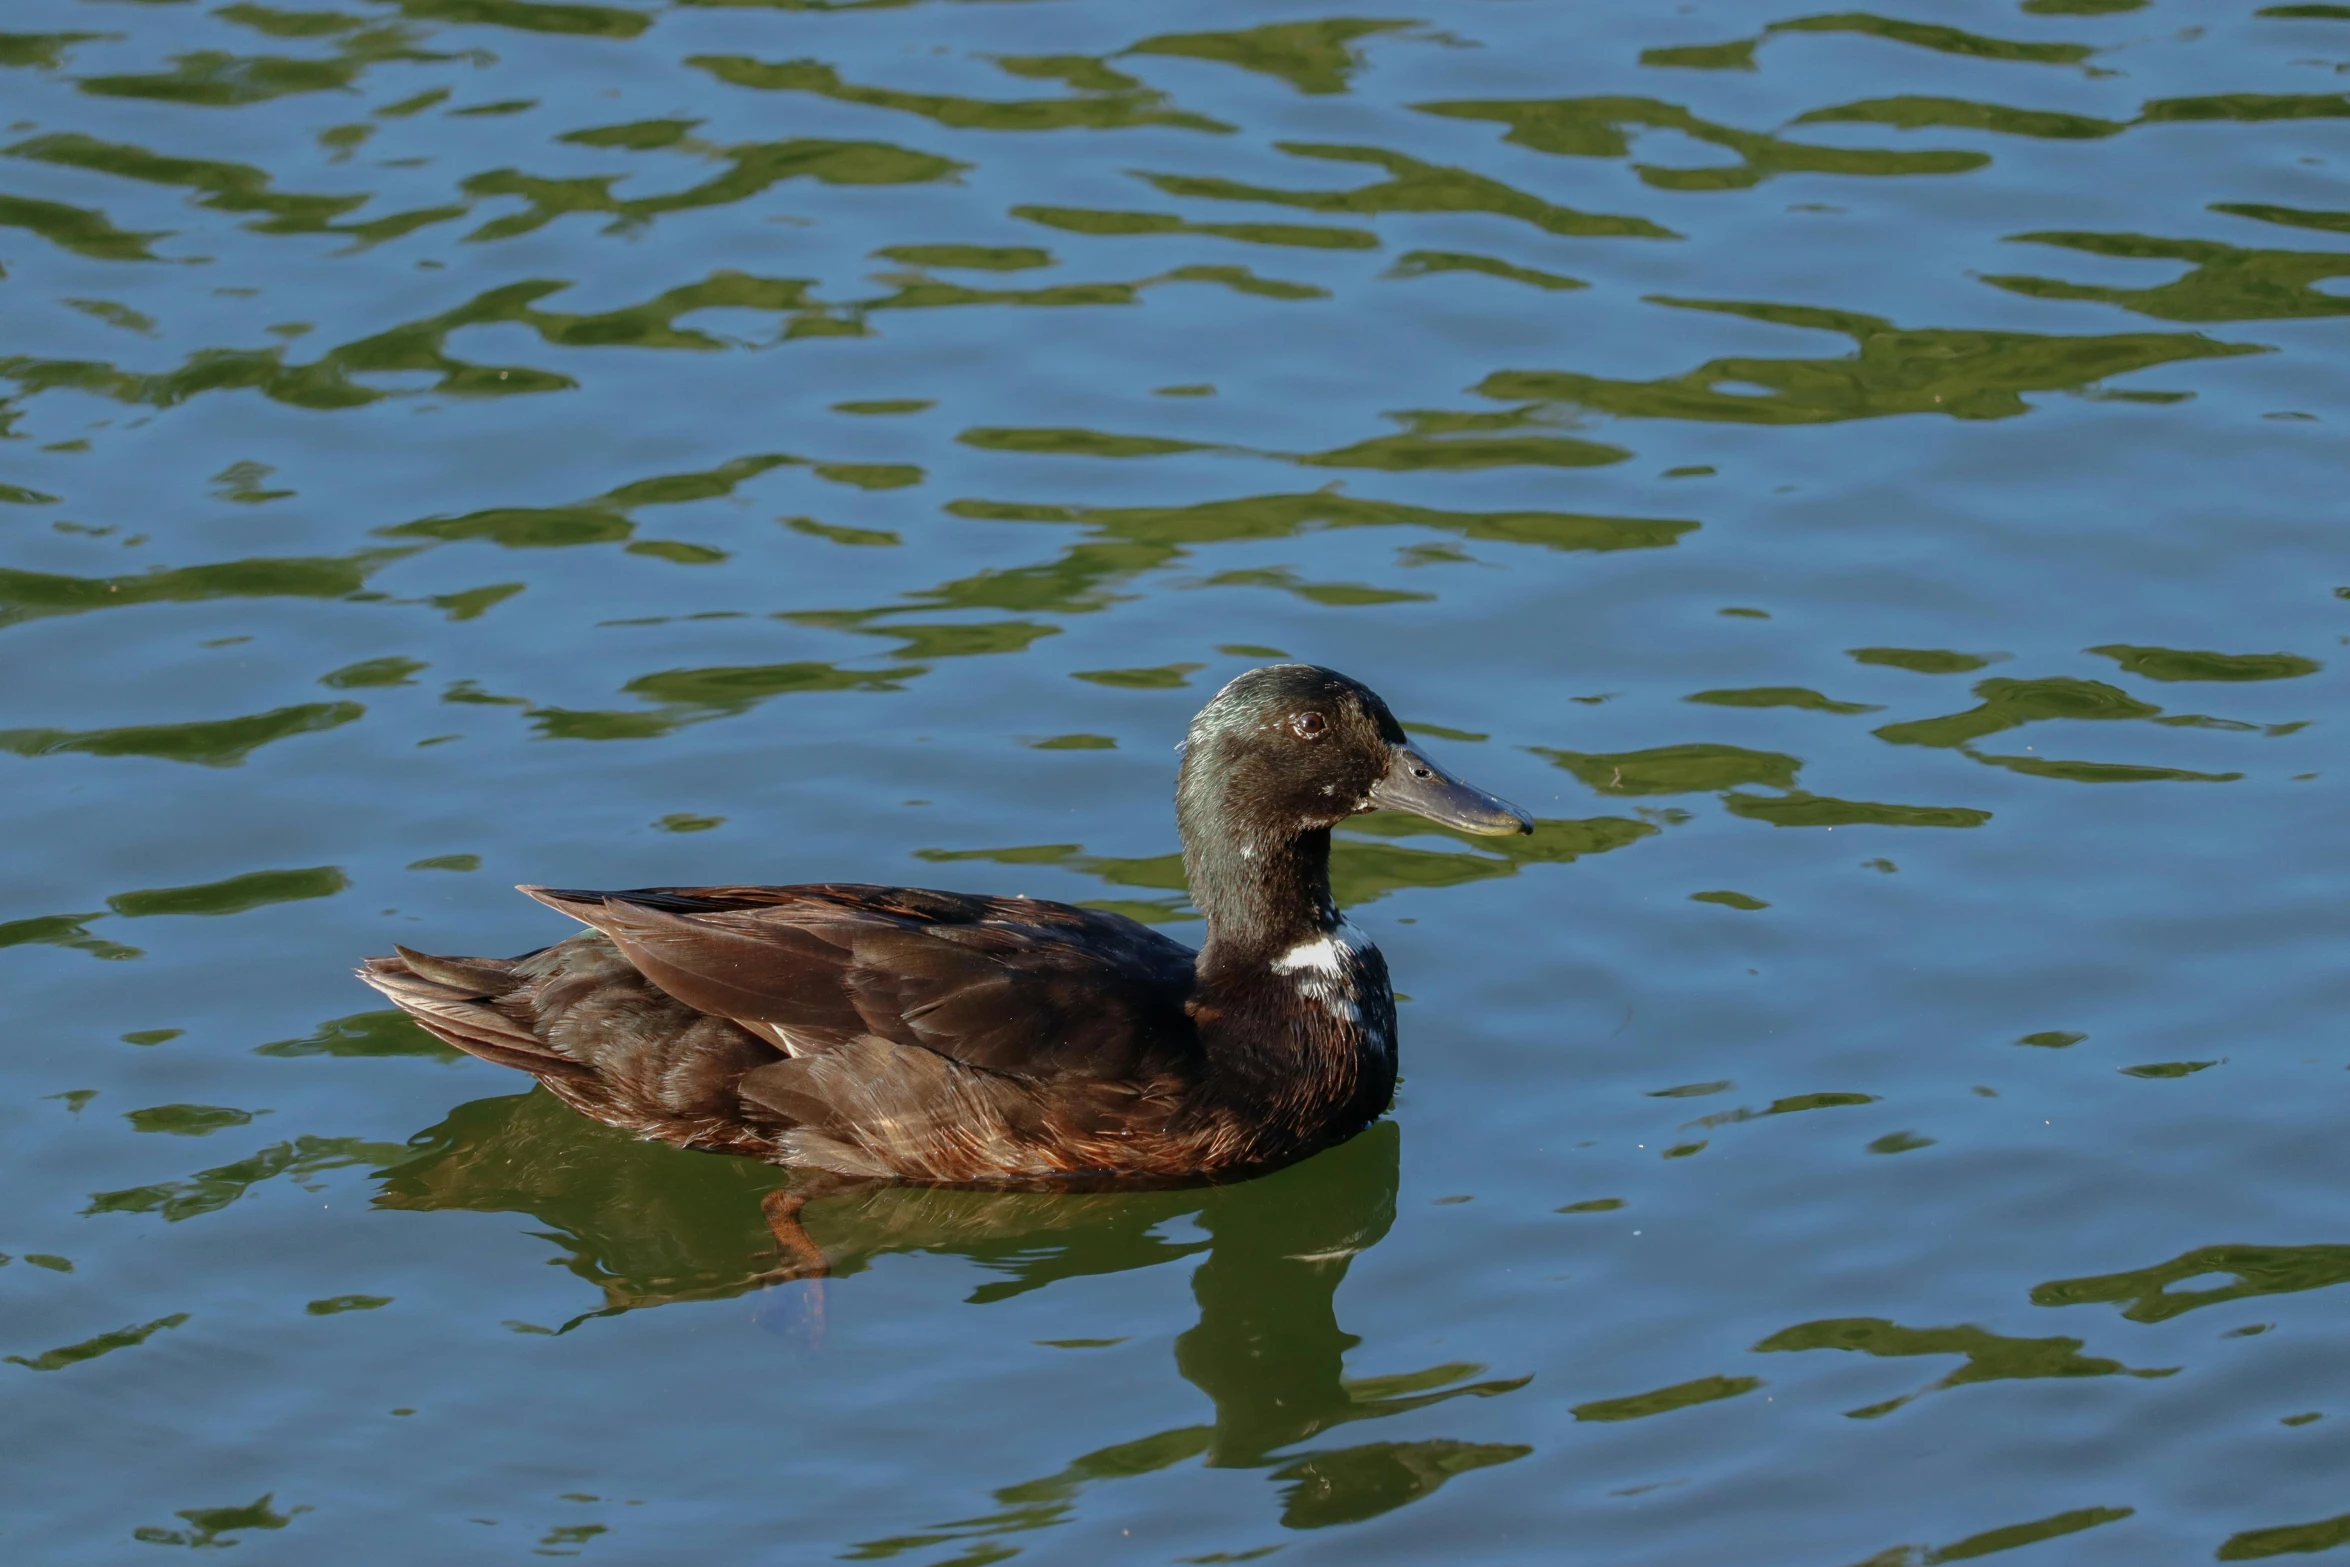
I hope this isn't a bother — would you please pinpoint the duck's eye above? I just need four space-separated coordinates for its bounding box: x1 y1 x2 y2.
1291 712 1326 739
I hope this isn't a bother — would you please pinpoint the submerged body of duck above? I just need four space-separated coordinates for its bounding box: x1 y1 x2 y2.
360 664 1530 1186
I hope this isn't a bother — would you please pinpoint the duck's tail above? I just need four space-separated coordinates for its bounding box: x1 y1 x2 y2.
358 947 592 1080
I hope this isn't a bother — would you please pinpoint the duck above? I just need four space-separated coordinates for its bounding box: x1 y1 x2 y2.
359 663 1531 1188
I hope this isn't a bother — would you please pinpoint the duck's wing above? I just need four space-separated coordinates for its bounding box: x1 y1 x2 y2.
517 883 1200 1084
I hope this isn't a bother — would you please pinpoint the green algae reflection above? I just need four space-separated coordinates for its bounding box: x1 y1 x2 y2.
256 1008 459 1061
1793 95 2129 142
1974 755 2242 785
1793 89 2350 166
387 452 798 550
961 426 1217 460
2088 645 2320 683
459 135 965 240
529 661 922 743
1478 298 2261 425
1386 250 1585 291
124 1103 261 1136
1725 793 1988 828
0 550 407 631
1872 674 2267 783
686 55 1229 135
8 1311 190 1371
108 865 347 918
1849 647 2002 675
875 244 1053 272
1418 95 1988 191
1686 686 1882 714
1987 230 2350 322
8 131 467 249
0 31 117 72
0 191 167 261
322 656 427 689
1642 13 2098 72
958 410 1632 471
1681 1091 1878 1131
76 27 438 110
383 0 651 39
1570 1373 1759 1423
1538 744 1988 826
1855 1505 2136 1565
949 489 1694 563
2220 1512 2350 1562
131 1495 305 1550
0 702 362 767
1538 744 1801 796
1299 406 1631 472
1876 678 2159 747
1014 203 1379 250
1142 142 1676 240
1753 1316 2170 1419
0 911 141 961
2033 1243 2350 1323
88 1134 410 1222
1126 19 1415 95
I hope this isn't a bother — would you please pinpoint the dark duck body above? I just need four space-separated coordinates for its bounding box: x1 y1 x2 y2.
360 665 1531 1186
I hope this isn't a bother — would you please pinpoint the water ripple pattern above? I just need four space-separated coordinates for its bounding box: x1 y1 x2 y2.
3 0 2348 1562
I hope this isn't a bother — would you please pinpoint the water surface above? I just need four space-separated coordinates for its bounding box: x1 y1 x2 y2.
4 0 2349 1561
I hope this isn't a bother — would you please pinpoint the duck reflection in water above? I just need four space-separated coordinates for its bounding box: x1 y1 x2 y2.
376 1093 1530 1534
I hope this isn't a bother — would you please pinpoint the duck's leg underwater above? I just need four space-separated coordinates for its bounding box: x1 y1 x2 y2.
752 1185 839 1348
761 1188 830 1280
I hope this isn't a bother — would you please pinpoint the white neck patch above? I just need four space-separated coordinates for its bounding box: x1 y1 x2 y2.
1272 919 1369 977
1271 921 1375 1024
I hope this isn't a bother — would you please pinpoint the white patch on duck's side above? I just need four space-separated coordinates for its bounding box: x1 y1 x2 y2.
1272 920 1374 1023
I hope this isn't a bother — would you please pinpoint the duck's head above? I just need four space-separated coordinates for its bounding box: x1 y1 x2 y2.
1178 664 1533 840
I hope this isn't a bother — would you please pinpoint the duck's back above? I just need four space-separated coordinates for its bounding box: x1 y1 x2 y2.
361 884 1208 1183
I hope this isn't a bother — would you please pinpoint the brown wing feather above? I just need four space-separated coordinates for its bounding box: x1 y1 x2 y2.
364 884 1215 1182
361 937 785 1147
737 1040 1057 1182
591 901 866 1048
359 953 593 1078
519 883 1200 1082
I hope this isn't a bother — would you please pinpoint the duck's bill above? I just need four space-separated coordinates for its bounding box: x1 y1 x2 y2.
1367 744 1535 836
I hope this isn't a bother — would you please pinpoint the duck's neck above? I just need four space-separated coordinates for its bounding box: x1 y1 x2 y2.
1177 782 1396 1146
1179 798 1341 979
1175 747 1344 982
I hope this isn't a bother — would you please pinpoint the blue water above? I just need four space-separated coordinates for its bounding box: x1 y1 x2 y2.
5 0 2350 1560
